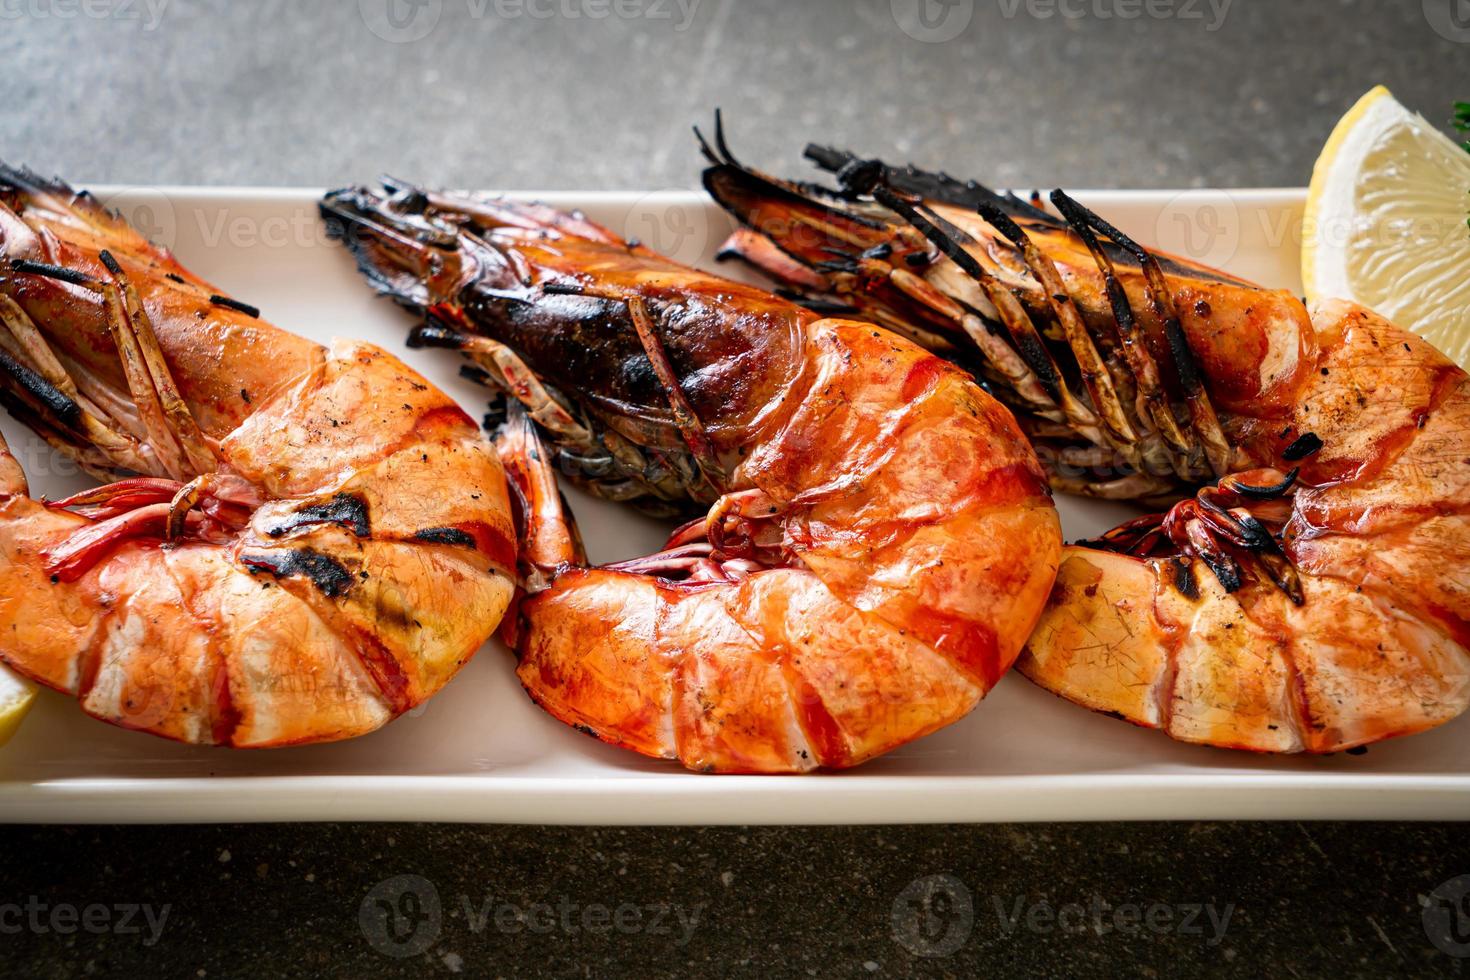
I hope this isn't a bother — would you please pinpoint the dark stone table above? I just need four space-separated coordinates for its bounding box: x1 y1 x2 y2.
1 1 1467 976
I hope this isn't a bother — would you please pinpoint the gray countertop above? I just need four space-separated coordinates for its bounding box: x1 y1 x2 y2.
2 1 1469 976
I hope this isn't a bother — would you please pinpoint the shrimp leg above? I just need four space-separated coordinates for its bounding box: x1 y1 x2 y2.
10 256 218 480
496 399 584 591
0 295 150 474
0 427 24 497
408 322 594 446
94 251 217 477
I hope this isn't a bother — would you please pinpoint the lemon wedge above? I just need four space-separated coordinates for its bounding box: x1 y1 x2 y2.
1303 85 1470 368
0 662 36 747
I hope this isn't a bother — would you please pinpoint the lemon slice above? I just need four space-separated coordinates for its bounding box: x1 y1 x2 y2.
1303 85 1470 368
0 662 36 747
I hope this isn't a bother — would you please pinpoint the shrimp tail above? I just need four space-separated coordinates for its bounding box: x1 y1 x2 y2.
493 398 586 593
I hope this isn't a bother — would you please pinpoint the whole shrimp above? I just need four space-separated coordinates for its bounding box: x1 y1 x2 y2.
701 126 1470 753
0 166 516 746
320 182 1061 772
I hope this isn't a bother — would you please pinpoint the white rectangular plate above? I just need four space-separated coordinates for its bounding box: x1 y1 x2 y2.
1 186 1466 824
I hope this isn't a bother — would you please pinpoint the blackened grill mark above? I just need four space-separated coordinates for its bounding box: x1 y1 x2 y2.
10 258 93 288
1017 331 1061 393
1201 554 1242 593
1165 320 1203 396
209 294 260 318
1281 432 1323 461
265 493 370 538
413 527 476 547
0 346 82 428
410 520 517 572
240 549 356 598
1173 558 1199 600
459 364 492 386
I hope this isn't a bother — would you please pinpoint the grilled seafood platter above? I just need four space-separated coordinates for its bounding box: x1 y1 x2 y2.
2 120 1466 774
0 166 516 747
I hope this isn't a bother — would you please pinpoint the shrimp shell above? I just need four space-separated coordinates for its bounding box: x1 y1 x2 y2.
0 166 516 746
1022 301 1470 752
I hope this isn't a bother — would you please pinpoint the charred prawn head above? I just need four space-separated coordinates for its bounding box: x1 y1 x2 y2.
321 182 817 518
696 115 1302 505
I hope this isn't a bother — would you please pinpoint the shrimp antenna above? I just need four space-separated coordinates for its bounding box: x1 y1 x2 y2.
693 108 740 168
803 144 1050 219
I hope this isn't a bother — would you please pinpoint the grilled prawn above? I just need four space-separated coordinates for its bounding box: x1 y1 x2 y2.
702 129 1470 753
321 182 1061 772
0 167 516 746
